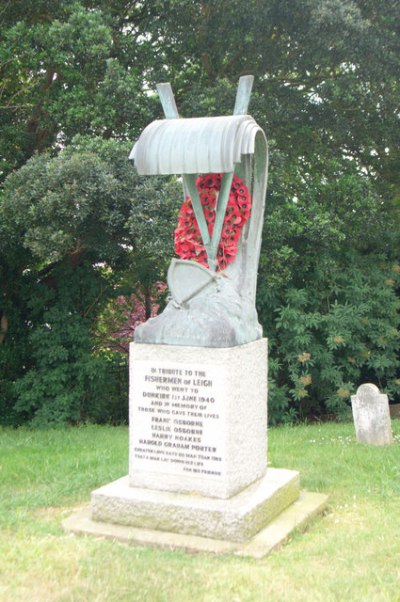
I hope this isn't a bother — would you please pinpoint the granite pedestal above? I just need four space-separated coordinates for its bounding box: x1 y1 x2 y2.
128 339 268 499
64 339 328 556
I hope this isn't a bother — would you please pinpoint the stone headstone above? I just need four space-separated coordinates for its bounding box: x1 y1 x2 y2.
351 383 393 445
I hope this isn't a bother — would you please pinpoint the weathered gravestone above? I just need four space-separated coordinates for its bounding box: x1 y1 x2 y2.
63 76 328 557
351 383 393 446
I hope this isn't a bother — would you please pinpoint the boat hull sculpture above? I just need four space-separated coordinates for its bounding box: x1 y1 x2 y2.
131 76 268 348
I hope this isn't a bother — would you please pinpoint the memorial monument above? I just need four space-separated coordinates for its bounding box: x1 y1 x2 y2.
64 76 328 557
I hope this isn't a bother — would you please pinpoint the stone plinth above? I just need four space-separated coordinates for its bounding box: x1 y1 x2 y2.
91 468 299 543
64 489 329 559
63 337 329 556
129 339 268 499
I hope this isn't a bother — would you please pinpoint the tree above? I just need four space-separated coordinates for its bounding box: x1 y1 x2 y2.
0 136 178 424
2 0 398 192
138 0 400 420
1 0 399 424
139 0 400 200
0 1 159 182
257 150 400 421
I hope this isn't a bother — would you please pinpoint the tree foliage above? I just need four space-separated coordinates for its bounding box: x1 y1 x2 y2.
0 137 177 425
1 0 399 424
258 151 400 420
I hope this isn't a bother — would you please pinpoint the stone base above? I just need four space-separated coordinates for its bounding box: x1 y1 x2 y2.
91 468 299 543
63 489 329 559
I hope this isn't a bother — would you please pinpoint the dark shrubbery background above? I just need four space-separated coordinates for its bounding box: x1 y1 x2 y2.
1 1 399 425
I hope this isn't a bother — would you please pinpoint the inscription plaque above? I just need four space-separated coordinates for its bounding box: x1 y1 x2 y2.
131 361 225 479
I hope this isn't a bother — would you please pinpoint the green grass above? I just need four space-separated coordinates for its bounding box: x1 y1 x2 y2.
0 421 399 602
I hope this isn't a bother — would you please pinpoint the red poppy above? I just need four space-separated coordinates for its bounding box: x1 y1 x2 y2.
175 173 251 271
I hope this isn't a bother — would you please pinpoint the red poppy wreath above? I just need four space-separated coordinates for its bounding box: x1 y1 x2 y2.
174 173 252 271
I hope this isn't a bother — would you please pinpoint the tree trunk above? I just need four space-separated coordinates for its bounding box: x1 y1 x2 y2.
144 287 152 321
0 314 9 345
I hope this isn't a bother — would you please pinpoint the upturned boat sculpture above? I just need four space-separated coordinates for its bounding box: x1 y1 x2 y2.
130 76 268 347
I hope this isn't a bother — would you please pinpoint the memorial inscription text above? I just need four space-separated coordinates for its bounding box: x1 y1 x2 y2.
131 361 225 478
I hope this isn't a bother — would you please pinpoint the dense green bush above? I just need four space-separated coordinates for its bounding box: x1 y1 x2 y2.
264 258 400 423
0 137 177 426
1 139 399 426
1 1 399 426
10 264 127 427
258 153 400 423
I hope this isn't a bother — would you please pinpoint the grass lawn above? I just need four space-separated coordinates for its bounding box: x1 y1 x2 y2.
0 421 399 602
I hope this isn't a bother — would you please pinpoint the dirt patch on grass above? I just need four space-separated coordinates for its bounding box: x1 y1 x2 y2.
33 504 87 523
